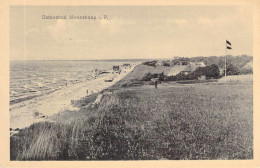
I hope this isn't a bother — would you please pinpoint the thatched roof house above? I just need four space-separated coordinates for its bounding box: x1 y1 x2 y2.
167 65 187 76
241 61 253 74
113 66 120 71
167 62 206 76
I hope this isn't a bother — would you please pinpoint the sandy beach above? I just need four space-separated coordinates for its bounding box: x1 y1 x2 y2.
10 65 137 130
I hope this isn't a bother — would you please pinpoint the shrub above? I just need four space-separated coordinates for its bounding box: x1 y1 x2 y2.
241 68 253 75
142 61 157 67
225 64 240 76
162 62 170 66
165 64 220 81
164 75 177 81
142 72 165 81
172 58 190 65
188 64 220 79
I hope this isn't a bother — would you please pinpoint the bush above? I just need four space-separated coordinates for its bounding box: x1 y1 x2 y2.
172 58 190 65
162 62 170 66
241 68 253 75
142 61 157 67
165 64 220 81
165 75 177 81
225 64 240 76
188 64 220 79
142 72 165 81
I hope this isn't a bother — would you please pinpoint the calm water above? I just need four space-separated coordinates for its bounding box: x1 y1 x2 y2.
10 60 139 103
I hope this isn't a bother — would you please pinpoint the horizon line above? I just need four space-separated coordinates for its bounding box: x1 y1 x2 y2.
9 54 253 61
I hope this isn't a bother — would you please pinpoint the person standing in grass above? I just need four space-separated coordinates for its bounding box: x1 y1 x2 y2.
155 80 158 89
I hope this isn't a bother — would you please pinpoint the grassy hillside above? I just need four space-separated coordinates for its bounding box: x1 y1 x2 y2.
10 65 253 160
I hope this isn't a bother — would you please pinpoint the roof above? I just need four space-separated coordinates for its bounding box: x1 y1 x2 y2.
242 61 253 70
195 62 206 67
167 62 206 76
167 65 187 76
247 61 253 67
183 62 206 72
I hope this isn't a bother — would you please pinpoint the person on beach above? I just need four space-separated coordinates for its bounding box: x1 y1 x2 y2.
86 89 88 95
155 80 158 89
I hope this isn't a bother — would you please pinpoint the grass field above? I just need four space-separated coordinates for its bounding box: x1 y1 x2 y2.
10 65 253 160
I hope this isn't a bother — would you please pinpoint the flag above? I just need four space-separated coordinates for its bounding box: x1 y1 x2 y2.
226 40 232 46
226 40 232 49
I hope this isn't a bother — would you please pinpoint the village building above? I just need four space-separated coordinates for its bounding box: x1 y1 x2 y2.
198 75 206 80
167 61 206 76
180 62 206 75
173 56 181 60
241 61 253 74
113 66 120 71
123 64 131 69
167 65 187 76
155 60 165 66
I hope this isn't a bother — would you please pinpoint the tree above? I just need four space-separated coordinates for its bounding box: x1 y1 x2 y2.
142 61 157 67
187 64 220 79
165 64 220 81
142 71 165 81
205 64 220 78
225 64 240 76
172 57 190 65
162 62 170 66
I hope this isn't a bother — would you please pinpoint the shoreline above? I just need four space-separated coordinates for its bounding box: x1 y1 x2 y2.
10 64 137 130
10 75 95 106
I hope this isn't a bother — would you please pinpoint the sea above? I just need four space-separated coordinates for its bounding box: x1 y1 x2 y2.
10 60 142 104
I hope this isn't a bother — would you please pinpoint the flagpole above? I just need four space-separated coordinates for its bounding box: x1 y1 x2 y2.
225 39 227 77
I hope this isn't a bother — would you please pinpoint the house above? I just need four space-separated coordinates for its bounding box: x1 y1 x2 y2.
167 65 187 76
194 62 206 67
198 75 206 80
241 61 253 74
167 61 206 76
219 68 225 76
123 64 131 69
173 56 181 60
180 62 206 74
113 66 120 71
156 61 163 66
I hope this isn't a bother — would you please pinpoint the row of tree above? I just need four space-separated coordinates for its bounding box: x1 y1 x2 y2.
172 55 252 69
142 61 157 67
165 64 220 81
165 63 243 81
142 63 244 82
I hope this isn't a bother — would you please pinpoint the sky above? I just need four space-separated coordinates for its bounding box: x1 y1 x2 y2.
10 6 253 60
